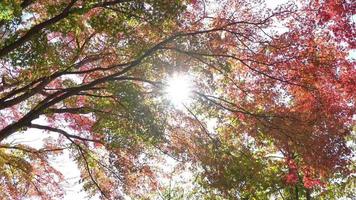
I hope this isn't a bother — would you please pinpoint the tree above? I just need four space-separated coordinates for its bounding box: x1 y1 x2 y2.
0 0 354 199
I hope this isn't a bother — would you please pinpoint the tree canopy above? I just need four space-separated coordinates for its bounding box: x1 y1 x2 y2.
0 0 355 199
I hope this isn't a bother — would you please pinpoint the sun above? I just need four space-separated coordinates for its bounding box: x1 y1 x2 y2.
164 74 193 107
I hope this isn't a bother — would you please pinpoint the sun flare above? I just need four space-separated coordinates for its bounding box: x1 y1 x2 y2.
164 74 193 107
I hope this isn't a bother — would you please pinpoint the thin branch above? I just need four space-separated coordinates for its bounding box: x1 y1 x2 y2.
0 144 66 153
183 104 221 147
29 124 102 144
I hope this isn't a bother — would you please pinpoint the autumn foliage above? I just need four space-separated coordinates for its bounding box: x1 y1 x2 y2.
0 0 355 199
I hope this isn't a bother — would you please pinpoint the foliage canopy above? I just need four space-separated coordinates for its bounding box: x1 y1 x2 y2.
0 0 355 199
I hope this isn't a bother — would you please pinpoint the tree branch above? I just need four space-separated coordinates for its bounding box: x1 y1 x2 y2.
29 124 102 144
0 0 78 58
